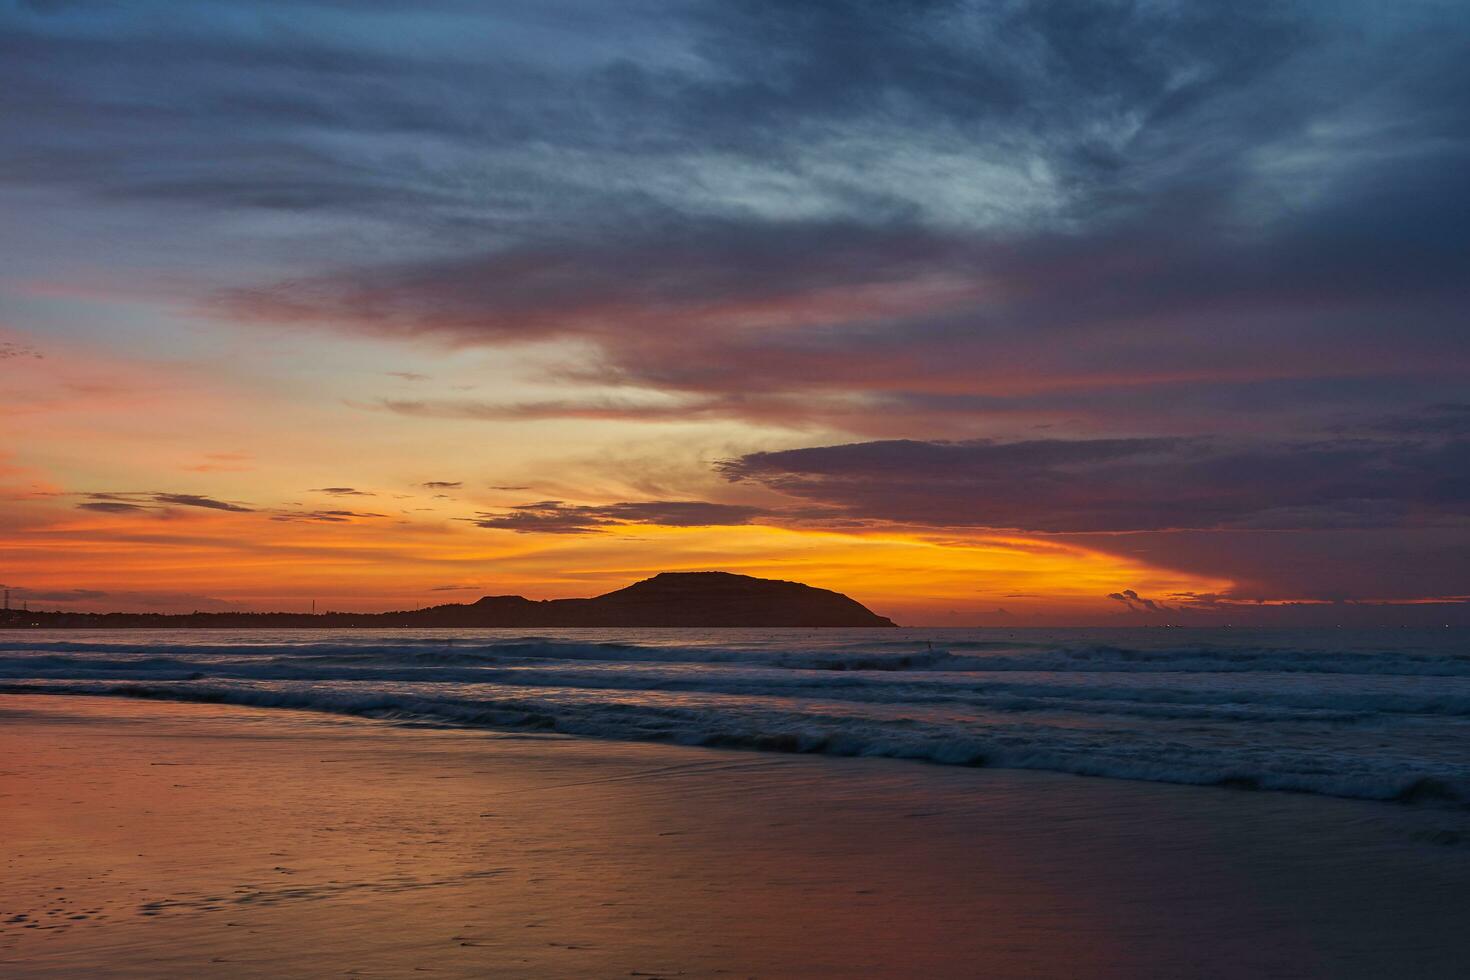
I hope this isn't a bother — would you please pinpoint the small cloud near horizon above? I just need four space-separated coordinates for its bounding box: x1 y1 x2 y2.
78 500 153 514
152 493 253 513
73 491 254 515
473 499 768 534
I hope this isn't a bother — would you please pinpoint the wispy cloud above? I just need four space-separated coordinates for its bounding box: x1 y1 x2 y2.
309 487 374 497
74 491 255 515
152 493 254 513
472 500 768 534
272 509 387 523
78 501 152 514
0 341 43 361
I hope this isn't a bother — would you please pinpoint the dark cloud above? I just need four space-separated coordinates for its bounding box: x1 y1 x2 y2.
1066 526 1470 605
421 481 462 489
74 491 258 515
221 219 976 344
720 434 1470 534
1107 589 1167 613
7 2 1466 442
10 587 108 601
370 379 1470 442
722 432 1470 603
152 493 254 513
78 501 152 514
1104 585 1470 627
0 0 1311 222
309 487 374 496
472 499 768 534
271 509 387 523
5 1 1469 609
223 166 1470 436
1348 404 1470 438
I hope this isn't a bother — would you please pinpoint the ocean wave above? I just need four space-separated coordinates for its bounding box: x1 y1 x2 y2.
6 651 1470 719
2 635 1468 675
4 627 1468 805
3 677 1465 804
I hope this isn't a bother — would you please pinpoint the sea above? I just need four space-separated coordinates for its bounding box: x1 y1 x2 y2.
3 626 1468 803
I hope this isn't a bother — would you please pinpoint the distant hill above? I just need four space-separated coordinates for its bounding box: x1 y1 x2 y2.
0 572 898 628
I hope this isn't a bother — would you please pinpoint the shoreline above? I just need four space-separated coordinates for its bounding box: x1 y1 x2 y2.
5 693 1470 978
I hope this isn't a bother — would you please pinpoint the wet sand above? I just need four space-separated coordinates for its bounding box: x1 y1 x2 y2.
3 693 1468 978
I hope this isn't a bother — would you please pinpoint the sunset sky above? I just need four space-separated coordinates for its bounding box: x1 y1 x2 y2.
2 0 1467 624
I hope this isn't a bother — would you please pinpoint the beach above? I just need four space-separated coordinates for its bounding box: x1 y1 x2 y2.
4 693 1469 979
8 0 1468 974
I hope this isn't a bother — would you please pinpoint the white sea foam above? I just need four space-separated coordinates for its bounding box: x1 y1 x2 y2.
2 627 1468 802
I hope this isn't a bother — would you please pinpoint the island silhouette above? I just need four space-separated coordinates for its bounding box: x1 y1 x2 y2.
0 572 898 628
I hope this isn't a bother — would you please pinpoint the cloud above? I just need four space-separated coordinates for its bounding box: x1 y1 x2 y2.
74 491 256 515
8 587 108 601
367 392 880 430
1105 586 1470 625
421 481 462 490
151 493 254 513
77 501 152 514
0 341 43 361
2 0 1311 228
720 434 1470 533
168 0 1464 441
721 432 1470 603
4 1 1469 615
1107 588 1169 613
1347 404 1470 438
472 499 768 534
271 509 387 523
309 487 374 496
376 398 715 424
4 1 1466 444
1066 525 1470 606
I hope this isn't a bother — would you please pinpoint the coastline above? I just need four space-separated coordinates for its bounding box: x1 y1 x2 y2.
4 694 1469 978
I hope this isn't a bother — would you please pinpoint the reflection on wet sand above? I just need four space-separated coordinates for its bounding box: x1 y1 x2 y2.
4 694 1469 978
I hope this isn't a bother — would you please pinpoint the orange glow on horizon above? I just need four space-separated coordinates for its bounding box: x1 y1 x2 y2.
0 499 1231 624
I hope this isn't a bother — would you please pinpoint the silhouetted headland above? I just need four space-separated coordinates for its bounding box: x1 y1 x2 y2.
0 572 898 628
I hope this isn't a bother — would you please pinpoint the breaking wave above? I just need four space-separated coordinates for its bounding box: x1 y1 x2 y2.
2 626 1468 803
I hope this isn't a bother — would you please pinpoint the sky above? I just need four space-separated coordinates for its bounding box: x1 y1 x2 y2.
1 0 1467 625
